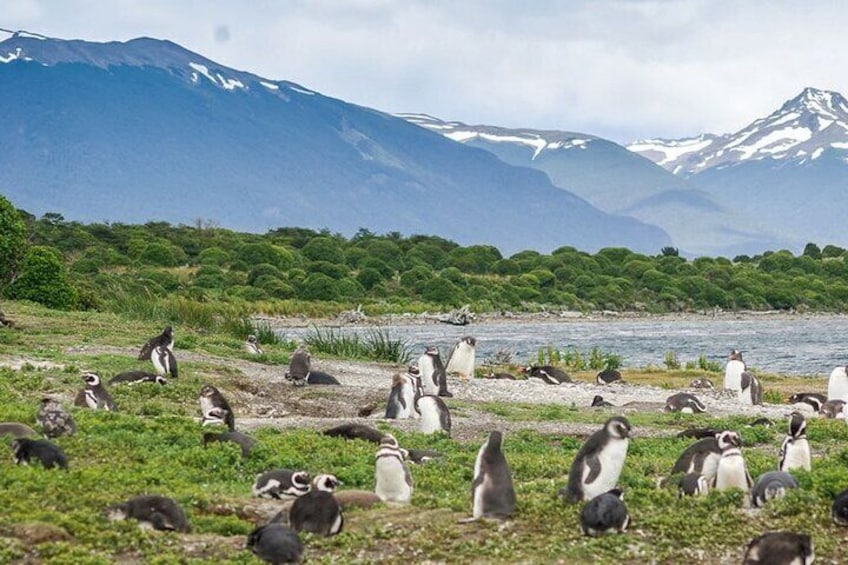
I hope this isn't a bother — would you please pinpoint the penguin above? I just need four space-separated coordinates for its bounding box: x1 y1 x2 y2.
820 399 846 419
486 371 516 380
416 395 451 436
138 325 174 360
670 435 722 484
524 365 571 384
151 344 178 379
0 422 37 438
385 373 416 420
676 428 721 439
828 365 848 401
714 430 753 492
596 369 622 385
404 448 444 465
750 471 799 508
445 336 477 380
417 346 442 396
246 522 303 565
374 434 413 504
664 392 707 414
591 395 613 408
285 346 311 386
253 469 311 499
323 423 386 444
244 334 264 356
306 370 340 385
788 392 826 413
689 377 715 389
562 417 631 503
198 384 235 431
779 411 811 472
74 373 118 411
748 417 774 428
724 349 746 393
36 397 76 438
11 438 68 470
108 371 167 386
742 532 814 565
203 431 256 458
739 371 763 405
471 431 516 520
678 473 710 497
106 495 190 532
288 474 343 536
579 488 630 536
832 488 848 526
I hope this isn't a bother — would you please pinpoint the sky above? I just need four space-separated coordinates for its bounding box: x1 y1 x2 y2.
5 0 848 143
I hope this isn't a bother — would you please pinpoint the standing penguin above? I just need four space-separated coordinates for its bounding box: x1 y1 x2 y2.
670 435 722 485
244 335 264 356
36 397 76 438
724 350 746 393
106 495 191 532
664 392 707 414
286 346 311 386
743 532 814 565
739 371 763 405
198 384 235 431
374 435 413 504
288 474 343 536
828 365 848 402
415 395 451 436
678 473 711 497
138 326 174 360
471 431 516 520
74 373 118 411
750 471 799 508
714 431 753 492
246 522 303 564
253 469 311 499
579 488 630 536
780 411 811 472
151 344 178 379
446 336 476 380
832 488 848 526
11 438 68 470
385 373 416 420
562 417 631 503
417 346 441 396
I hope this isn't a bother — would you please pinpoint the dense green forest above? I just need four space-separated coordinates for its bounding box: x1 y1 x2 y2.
3 195 848 318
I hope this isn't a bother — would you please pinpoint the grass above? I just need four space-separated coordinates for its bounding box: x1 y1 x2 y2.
304 326 412 364
0 300 846 563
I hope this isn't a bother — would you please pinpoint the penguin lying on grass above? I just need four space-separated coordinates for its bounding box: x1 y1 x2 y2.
106 495 190 532
579 488 630 536
246 521 303 564
11 438 68 470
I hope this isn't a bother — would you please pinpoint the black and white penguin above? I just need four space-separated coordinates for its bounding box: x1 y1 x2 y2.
748 417 774 428
714 430 753 492
244 334 264 356
676 427 721 439
74 373 118 411
524 365 571 385
678 473 710 497
596 369 622 385
724 350 746 393
739 371 763 405
670 435 722 484
404 448 444 465
828 365 848 401
0 422 37 439
832 488 848 526
285 346 311 386
446 336 477 380
780 411 811 472
787 392 825 414
289 474 343 536
151 344 178 379
203 431 257 458
11 438 68 470
471 431 516 520
374 434 413 504
591 395 613 408
246 522 303 565
323 423 386 444
306 370 340 385
743 532 814 565
416 395 451 436
689 377 715 389
138 326 174 360
108 371 167 386
486 371 516 380
750 471 799 508
417 346 441 396
820 399 846 419
664 392 707 414
198 384 235 431
253 469 311 499
385 373 417 420
36 397 76 438
106 495 190 532
579 488 630 536
562 417 631 503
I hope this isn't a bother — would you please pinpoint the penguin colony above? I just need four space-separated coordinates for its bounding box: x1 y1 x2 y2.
7 323 848 564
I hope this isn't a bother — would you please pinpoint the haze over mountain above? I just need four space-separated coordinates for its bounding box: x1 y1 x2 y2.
0 30 670 255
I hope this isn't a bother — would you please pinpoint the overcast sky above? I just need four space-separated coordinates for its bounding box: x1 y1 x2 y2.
5 1 846 143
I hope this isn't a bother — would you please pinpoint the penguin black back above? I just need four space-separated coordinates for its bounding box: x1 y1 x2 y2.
108 371 167 386
247 522 304 564
323 423 385 444
289 476 343 536
138 326 174 360
106 495 190 532
832 489 848 526
12 438 68 470
742 532 814 565
472 431 516 519
203 431 257 458
579 488 630 536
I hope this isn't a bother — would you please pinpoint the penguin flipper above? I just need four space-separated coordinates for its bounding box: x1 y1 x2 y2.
583 455 602 485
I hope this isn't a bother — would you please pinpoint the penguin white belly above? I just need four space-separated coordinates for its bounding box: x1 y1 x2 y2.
782 440 811 472
700 453 721 482
472 474 489 519
152 355 166 375
724 361 745 392
418 356 439 395
375 459 412 503
738 387 753 405
828 367 848 401
583 439 628 500
447 345 474 377
419 406 443 434
715 452 748 491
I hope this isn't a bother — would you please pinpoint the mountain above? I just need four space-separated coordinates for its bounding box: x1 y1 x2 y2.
627 88 848 250
401 114 788 256
0 30 670 255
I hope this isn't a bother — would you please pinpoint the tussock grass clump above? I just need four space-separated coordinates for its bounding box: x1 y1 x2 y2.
304 326 412 364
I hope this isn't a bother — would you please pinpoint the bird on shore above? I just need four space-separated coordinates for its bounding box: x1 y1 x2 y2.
446 336 477 380
138 326 174 360
524 365 571 385
739 371 763 405
596 369 622 385
820 399 845 419
724 350 746 393
323 423 386 444
828 365 848 402
669 434 722 485
286 346 311 386
832 488 848 526
385 373 417 420
664 392 706 414
244 334 264 355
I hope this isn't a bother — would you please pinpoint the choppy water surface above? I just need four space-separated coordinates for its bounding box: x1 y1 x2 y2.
280 316 848 376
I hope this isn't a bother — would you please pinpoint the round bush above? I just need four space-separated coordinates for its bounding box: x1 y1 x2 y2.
8 246 77 309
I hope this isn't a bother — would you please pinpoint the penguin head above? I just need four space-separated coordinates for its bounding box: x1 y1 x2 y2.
82 373 101 386
592 395 605 407
292 471 311 488
425 345 440 356
312 474 340 492
380 434 400 449
247 334 257 344
163 326 174 339
788 411 807 438
606 488 624 500
199 384 218 398
717 430 741 450
154 376 168 386
462 336 477 347
105 502 130 522
728 349 743 361
763 481 787 503
487 430 504 448
606 417 631 439
406 365 420 376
